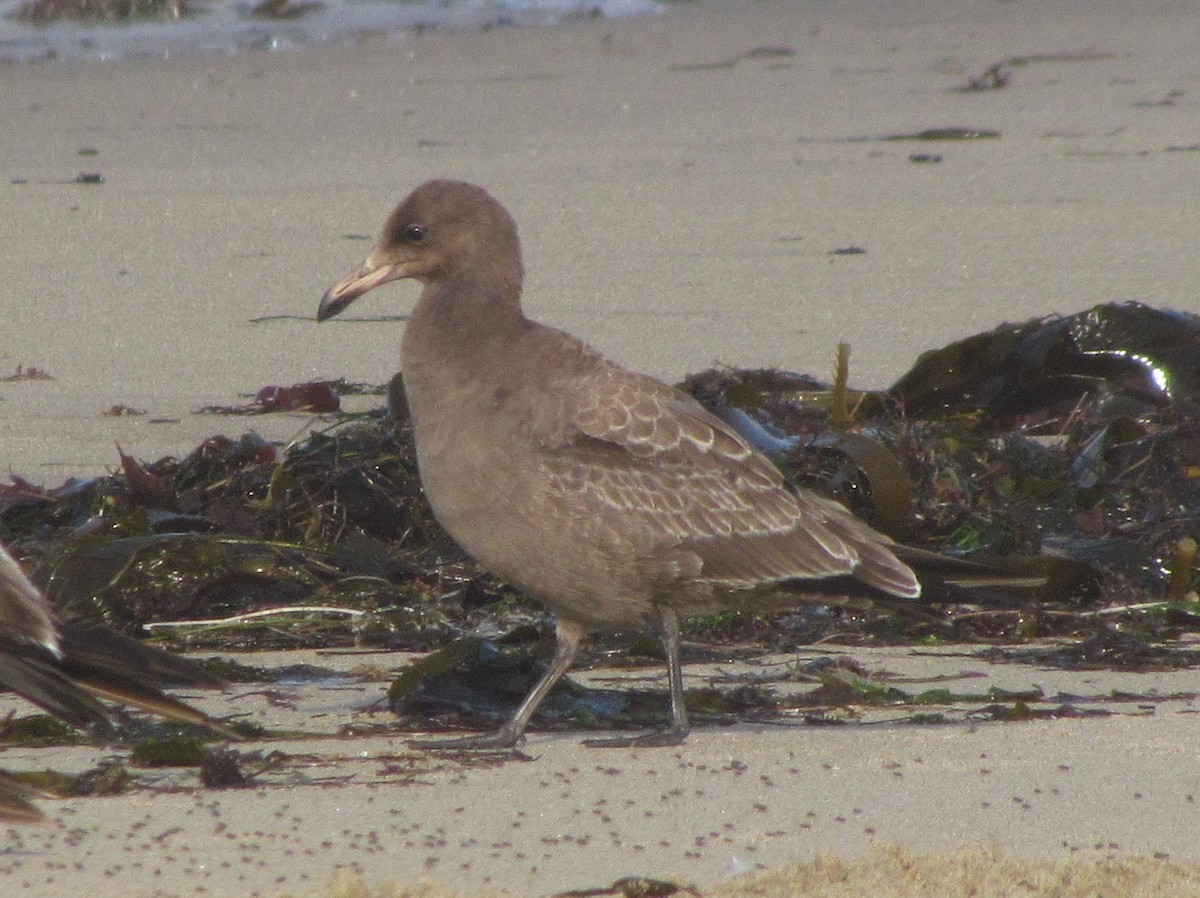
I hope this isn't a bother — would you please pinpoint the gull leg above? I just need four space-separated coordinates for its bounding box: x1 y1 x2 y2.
410 618 584 750
583 604 690 748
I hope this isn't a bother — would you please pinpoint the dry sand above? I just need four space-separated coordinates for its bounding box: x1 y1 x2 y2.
3 1 1200 896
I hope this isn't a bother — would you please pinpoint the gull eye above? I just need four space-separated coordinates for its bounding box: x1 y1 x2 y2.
402 224 426 244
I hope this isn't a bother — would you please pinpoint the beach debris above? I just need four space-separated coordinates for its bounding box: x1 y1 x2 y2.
0 364 53 382
958 62 1011 92
890 302 1200 417
953 49 1123 95
117 443 178 510
1005 50 1123 66
828 127 1001 143
388 637 611 733
389 635 785 738
668 45 795 72
554 876 700 898
808 430 912 539
130 733 206 767
0 302 1196 741
1167 537 1198 601
1134 89 1186 108
256 382 340 413
744 45 795 59
891 127 1000 141
198 747 252 788
198 379 380 415
7 0 187 23
246 0 322 20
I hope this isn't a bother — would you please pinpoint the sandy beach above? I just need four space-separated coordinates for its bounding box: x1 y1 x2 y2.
3 643 1200 897
4 1 1200 895
5 0 1200 481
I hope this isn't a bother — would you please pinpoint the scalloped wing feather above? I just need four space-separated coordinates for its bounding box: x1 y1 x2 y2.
536 366 919 597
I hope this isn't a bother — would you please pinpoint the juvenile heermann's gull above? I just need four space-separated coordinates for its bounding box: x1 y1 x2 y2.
318 179 925 748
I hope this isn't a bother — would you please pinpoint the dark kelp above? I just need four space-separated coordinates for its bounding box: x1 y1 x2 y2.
1 302 1199 746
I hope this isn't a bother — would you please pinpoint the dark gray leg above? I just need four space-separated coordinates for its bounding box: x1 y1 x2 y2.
410 618 585 750
583 604 690 748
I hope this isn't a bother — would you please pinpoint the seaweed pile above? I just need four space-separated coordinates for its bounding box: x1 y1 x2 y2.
2 302 1200 668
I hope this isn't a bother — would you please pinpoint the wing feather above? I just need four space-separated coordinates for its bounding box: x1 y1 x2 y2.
0 543 59 655
534 365 919 597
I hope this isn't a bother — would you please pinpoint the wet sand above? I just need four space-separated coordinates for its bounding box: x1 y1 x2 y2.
5 0 1200 481
3 1 1200 895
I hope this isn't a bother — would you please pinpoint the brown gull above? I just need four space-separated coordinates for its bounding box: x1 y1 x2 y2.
318 179 933 748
